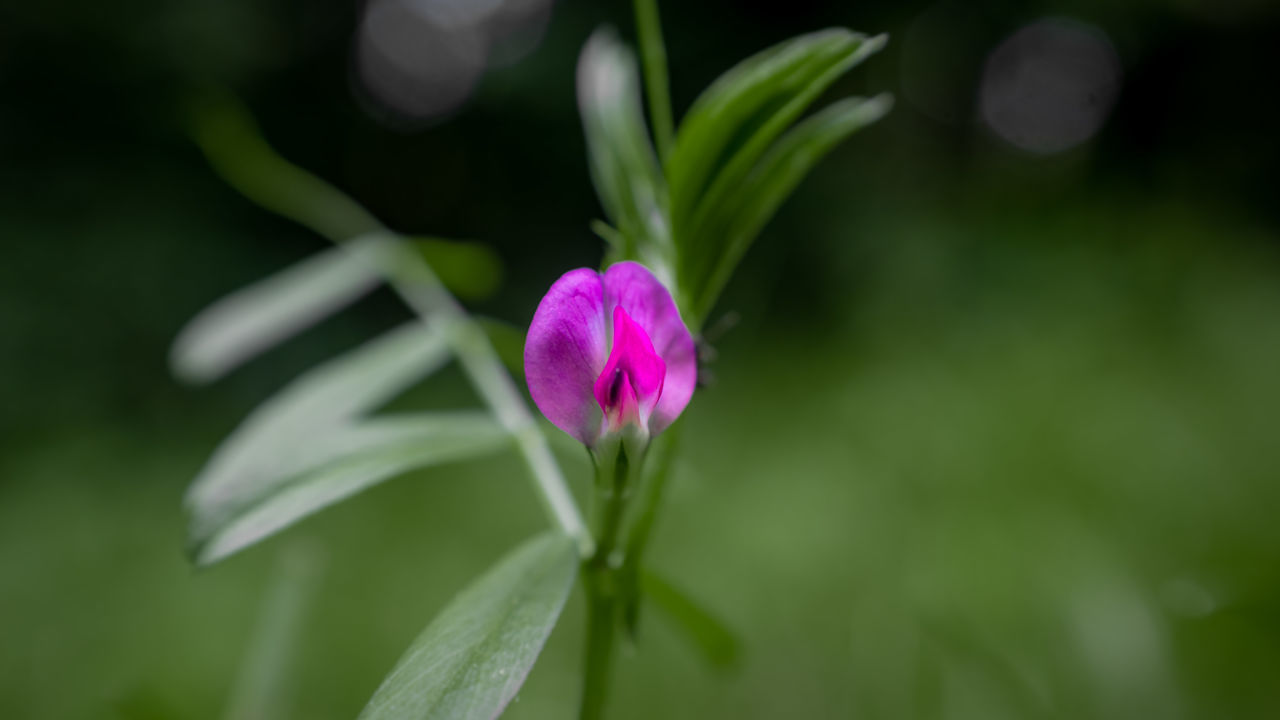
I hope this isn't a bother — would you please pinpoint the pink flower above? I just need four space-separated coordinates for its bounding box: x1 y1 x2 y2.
525 261 697 447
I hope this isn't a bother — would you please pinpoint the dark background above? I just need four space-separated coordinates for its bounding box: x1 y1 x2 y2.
3 1 1280 718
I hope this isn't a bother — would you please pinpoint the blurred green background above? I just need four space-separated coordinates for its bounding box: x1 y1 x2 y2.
3 0 1280 718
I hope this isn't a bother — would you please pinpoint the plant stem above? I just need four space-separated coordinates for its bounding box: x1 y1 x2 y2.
190 96 593 556
622 422 679 573
580 569 618 720
580 446 632 719
375 244 596 557
633 0 674 162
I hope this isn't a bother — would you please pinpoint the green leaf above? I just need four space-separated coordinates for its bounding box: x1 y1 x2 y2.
185 323 452 541
189 94 383 242
360 532 579 720
191 412 509 565
577 28 671 273
632 0 674 161
641 568 741 670
664 29 887 319
694 94 894 319
222 543 324 720
170 235 397 383
684 34 886 239
474 317 525 381
588 219 627 252
667 30 875 222
408 238 503 302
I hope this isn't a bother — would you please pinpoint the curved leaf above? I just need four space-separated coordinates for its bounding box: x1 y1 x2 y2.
409 238 504 302
474 317 526 381
360 532 579 720
191 412 510 566
641 568 741 670
171 235 397 383
667 30 877 229
664 29 887 320
684 35 886 243
577 28 671 273
189 94 383 243
695 94 894 319
185 323 451 537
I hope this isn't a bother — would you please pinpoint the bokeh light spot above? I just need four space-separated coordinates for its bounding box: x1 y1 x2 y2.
354 0 555 124
979 18 1122 154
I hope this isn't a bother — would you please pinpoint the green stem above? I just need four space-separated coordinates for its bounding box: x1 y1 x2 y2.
190 96 593 556
614 423 679 633
580 569 618 720
633 0 674 162
622 423 679 570
579 445 633 719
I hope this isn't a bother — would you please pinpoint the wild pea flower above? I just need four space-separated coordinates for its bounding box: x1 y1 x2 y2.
525 261 696 450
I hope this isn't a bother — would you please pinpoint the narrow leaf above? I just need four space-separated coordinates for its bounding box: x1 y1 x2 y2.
222 543 324 720
685 35 887 245
642 568 741 670
475 317 525 381
171 235 397 383
664 29 887 319
192 412 510 565
588 219 627 252
185 323 451 524
667 29 874 230
695 94 894 319
577 28 670 271
360 532 579 720
189 94 382 242
409 238 504 302
633 0 674 160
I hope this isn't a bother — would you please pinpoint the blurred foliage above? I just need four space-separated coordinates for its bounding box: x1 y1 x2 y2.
2 0 1280 718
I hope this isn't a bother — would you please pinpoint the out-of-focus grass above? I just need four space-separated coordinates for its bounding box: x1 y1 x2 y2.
3 199 1279 720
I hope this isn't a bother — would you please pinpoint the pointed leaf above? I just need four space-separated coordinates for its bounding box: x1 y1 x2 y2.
171 235 397 383
189 94 384 243
222 543 324 719
684 35 886 241
360 532 579 720
191 412 510 565
664 29 887 318
642 568 741 670
474 316 526 381
667 30 881 228
695 94 894 318
409 238 503 302
577 28 670 271
185 323 451 527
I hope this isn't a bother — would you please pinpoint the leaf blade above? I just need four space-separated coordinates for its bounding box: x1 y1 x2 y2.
191 412 511 565
359 532 579 720
408 237 504 302
577 28 671 273
170 235 396 383
664 29 888 321
666 29 862 232
185 323 452 532
642 568 741 670
695 93 894 319
685 35 887 252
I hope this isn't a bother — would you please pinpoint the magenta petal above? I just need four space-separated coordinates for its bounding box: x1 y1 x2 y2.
524 268 607 445
593 306 666 431
601 262 697 435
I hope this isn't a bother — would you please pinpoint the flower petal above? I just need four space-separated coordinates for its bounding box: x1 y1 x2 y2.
593 306 666 431
524 268 607 445
601 262 697 434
